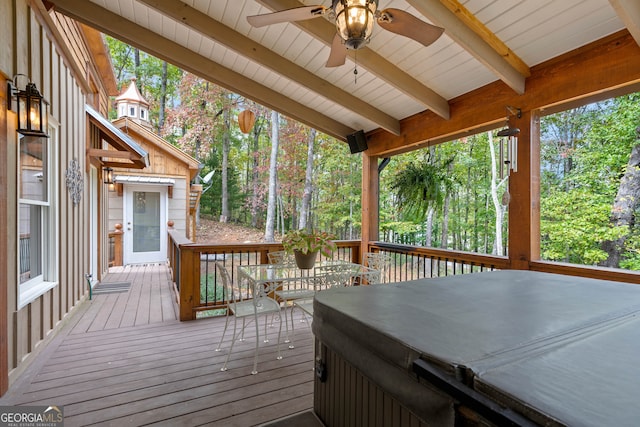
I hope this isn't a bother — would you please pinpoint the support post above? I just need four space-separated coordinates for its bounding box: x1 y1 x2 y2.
508 109 539 269
361 153 380 259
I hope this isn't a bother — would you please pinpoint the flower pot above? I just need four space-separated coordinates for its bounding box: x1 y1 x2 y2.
294 250 318 269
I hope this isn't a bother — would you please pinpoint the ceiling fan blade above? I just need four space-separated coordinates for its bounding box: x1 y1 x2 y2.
326 33 347 67
377 8 444 47
247 5 327 28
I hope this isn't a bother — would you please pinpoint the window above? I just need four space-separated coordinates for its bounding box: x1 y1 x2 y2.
18 125 58 307
140 108 146 120
129 106 136 117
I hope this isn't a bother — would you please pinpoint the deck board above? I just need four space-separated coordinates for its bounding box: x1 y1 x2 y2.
0 264 315 426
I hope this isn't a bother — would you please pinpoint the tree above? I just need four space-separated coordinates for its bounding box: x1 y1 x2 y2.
298 128 316 230
488 131 509 256
265 111 279 242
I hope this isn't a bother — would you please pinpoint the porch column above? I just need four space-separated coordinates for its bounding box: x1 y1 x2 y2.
361 152 379 258
508 109 540 269
1 77 9 395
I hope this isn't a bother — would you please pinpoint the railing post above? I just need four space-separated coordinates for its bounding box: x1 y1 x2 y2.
111 223 124 267
179 246 200 321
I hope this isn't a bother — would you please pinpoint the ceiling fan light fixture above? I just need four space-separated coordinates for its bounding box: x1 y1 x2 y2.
335 0 378 50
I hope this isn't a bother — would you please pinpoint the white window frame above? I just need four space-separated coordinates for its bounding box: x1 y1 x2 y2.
18 123 59 309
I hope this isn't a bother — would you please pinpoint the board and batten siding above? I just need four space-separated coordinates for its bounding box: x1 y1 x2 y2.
1 0 112 395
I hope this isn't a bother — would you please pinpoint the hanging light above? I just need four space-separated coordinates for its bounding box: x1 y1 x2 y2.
7 75 49 137
238 109 256 134
103 167 114 185
334 0 378 50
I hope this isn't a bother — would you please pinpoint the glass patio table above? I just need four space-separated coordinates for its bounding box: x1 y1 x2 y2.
237 261 380 345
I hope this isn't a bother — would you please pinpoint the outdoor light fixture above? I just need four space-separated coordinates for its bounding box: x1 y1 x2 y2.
335 0 378 50
7 74 49 137
103 167 114 185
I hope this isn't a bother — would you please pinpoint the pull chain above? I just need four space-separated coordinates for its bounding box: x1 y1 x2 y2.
353 51 358 84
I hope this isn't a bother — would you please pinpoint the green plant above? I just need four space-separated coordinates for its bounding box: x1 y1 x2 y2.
281 229 337 257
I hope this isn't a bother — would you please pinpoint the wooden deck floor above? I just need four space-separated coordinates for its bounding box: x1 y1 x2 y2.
0 264 315 426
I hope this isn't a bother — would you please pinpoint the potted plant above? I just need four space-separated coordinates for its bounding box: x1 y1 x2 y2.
282 229 337 269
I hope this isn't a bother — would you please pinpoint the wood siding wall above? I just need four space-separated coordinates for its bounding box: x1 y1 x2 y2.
1 0 112 394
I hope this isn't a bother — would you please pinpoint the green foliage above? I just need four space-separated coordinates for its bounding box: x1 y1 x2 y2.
540 93 640 269
200 273 225 304
281 230 337 256
540 189 625 264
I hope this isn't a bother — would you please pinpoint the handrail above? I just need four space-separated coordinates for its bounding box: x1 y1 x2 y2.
168 233 640 321
167 232 361 320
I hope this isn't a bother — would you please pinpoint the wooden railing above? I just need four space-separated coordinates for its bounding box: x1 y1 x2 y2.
167 232 640 321
168 230 361 320
367 242 510 283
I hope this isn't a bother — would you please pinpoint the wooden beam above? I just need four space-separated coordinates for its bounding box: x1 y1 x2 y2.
87 148 139 160
438 0 530 77
609 0 640 46
407 0 526 94
366 31 640 156
49 0 356 141
100 161 145 169
139 0 401 136
257 0 451 120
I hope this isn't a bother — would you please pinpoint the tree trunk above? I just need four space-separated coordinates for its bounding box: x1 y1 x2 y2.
601 131 640 267
220 102 231 223
265 111 279 242
488 132 508 256
134 48 140 84
440 194 450 248
158 61 168 132
251 122 261 228
424 206 435 246
298 128 316 230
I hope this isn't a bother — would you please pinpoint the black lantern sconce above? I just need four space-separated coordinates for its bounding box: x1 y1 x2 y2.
7 74 49 138
103 167 114 185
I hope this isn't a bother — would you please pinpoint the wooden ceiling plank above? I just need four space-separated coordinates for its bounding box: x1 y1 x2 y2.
138 0 400 135
257 0 451 120
49 0 355 141
609 0 640 46
438 0 530 77
407 0 526 94
366 31 640 156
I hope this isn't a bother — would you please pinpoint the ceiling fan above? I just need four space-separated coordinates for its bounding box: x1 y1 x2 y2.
247 0 444 67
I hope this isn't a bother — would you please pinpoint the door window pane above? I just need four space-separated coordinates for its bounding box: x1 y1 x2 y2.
133 191 161 252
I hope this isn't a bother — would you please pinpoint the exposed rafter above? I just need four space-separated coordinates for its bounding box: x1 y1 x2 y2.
257 0 451 120
407 0 527 94
609 0 640 46
49 0 356 141
138 0 400 135
438 0 530 77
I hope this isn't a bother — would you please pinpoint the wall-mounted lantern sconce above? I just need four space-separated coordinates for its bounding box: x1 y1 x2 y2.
103 167 114 185
7 75 49 137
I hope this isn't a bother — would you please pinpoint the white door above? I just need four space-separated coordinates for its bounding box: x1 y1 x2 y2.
124 185 167 264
